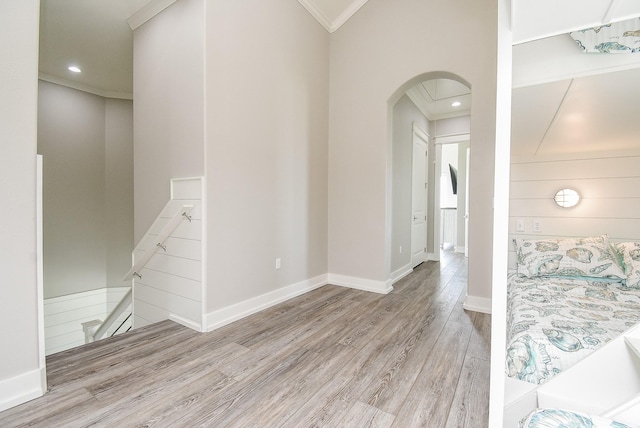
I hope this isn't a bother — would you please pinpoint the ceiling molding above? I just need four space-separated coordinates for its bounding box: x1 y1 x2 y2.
297 0 333 32
298 0 369 33
127 0 177 31
331 0 369 32
39 74 133 100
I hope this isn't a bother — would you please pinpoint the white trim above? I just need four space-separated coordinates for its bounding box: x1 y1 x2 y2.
434 133 471 145
462 294 492 314
331 0 369 32
454 245 465 254
36 155 46 391
390 263 413 285
0 368 45 412
127 0 178 31
297 0 370 33
38 74 133 100
297 0 333 32
328 274 393 294
205 274 328 332
169 313 202 332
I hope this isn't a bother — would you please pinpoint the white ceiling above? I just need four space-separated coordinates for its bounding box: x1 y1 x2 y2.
406 79 471 121
39 0 640 156
511 66 640 156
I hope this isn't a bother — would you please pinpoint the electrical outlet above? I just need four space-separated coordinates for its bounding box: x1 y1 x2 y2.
515 219 525 232
533 219 542 233
275 258 281 269
399 246 403 254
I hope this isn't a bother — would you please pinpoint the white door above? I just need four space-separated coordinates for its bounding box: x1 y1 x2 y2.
411 134 428 267
465 147 470 258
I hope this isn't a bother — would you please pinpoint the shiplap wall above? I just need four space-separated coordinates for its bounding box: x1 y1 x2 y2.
133 178 204 331
508 150 640 268
44 287 130 355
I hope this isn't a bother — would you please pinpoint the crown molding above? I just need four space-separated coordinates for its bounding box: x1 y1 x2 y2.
38 74 133 100
298 0 369 33
331 0 369 32
127 0 177 31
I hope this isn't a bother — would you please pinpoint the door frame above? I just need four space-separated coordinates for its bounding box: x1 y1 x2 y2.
411 123 430 265
434 133 471 258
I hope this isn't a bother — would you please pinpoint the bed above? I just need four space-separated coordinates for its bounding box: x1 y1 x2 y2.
506 235 640 386
520 408 634 428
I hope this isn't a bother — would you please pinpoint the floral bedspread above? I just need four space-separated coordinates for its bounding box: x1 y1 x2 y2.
520 408 634 428
506 272 640 385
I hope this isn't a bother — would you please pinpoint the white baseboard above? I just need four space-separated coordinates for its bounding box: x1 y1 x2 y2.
205 274 328 332
462 294 492 314
390 263 413 284
0 368 45 412
169 313 202 332
427 252 439 261
455 246 465 254
328 273 393 294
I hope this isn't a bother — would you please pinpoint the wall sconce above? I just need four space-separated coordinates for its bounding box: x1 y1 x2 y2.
554 188 580 208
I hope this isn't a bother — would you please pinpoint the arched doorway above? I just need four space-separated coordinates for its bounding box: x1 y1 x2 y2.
387 72 471 286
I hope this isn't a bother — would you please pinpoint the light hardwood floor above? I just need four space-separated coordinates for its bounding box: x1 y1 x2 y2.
0 251 490 427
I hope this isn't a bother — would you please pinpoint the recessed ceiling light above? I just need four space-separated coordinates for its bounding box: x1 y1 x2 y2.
451 101 461 107
68 66 81 73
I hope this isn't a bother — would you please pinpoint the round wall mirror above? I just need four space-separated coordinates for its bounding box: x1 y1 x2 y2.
554 188 580 208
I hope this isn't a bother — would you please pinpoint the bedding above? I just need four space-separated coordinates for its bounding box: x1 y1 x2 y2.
506 272 640 385
520 408 634 428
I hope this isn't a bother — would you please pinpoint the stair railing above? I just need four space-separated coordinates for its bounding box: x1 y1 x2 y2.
83 204 195 344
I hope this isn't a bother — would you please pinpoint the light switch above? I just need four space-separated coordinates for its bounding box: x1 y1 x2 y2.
533 219 542 233
516 219 525 232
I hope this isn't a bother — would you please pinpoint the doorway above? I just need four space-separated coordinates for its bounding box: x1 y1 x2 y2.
389 74 471 285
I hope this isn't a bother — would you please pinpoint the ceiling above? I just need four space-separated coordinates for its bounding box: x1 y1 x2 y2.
511 65 640 156
406 79 471 121
39 0 640 156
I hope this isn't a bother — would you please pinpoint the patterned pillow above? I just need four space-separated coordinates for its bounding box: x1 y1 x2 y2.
614 242 640 288
513 235 626 280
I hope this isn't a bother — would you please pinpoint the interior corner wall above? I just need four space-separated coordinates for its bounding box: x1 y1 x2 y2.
391 95 429 274
0 0 42 410
38 81 106 299
133 0 205 243
105 98 134 287
205 1 330 311
38 81 133 298
328 0 498 301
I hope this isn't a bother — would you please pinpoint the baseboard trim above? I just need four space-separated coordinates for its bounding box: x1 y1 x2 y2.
462 294 492 314
205 274 328 332
169 313 202 332
0 368 45 412
328 273 393 294
390 263 413 285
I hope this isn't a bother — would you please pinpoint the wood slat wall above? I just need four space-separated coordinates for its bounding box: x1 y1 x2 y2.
508 150 640 267
133 178 204 330
44 287 130 355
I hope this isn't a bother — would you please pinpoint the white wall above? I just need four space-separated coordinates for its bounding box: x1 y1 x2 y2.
105 98 134 288
328 0 498 303
38 81 133 298
508 150 640 266
0 0 43 411
133 0 205 242
391 95 429 275
205 0 330 311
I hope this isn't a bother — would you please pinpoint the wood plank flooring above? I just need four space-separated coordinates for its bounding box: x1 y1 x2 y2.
0 251 490 427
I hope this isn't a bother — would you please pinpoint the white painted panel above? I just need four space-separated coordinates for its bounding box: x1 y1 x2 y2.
45 303 106 327
508 217 640 240
158 199 201 220
154 237 201 260
133 315 152 329
46 336 85 355
44 290 105 316
144 254 201 281
511 177 640 199
171 178 202 200
45 314 106 339
136 268 201 302
510 198 640 219
511 156 640 181
135 283 200 321
145 218 201 241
